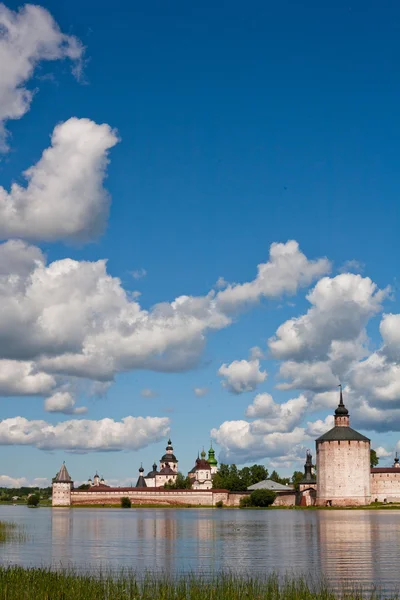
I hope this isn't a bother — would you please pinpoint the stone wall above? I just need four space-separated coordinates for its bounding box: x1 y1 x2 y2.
273 492 297 506
52 482 71 506
66 488 245 507
316 439 371 506
371 471 400 503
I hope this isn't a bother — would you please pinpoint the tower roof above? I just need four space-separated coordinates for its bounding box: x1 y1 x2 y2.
334 385 349 416
161 453 177 462
135 475 147 488
55 462 72 483
208 443 218 466
316 426 370 442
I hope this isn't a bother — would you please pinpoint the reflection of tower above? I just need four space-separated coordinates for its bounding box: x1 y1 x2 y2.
316 387 371 506
51 508 74 566
316 511 374 588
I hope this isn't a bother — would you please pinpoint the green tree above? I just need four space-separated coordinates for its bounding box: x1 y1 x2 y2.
121 497 131 508
213 464 269 491
164 472 192 489
27 494 39 507
370 449 379 468
250 489 277 507
291 471 304 491
270 470 290 485
77 483 91 490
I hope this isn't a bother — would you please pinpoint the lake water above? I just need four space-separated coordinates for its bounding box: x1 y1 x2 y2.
0 506 399 591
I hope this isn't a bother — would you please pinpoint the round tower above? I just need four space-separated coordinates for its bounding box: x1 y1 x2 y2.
52 462 73 507
316 386 371 506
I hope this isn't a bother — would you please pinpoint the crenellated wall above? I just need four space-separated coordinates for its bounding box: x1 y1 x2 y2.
370 469 400 503
62 488 249 507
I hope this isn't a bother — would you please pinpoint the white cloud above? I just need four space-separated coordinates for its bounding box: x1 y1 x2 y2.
140 388 158 398
193 387 209 397
211 393 309 463
0 415 170 452
246 394 308 433
375 446 392 458
0 3 83 150
130 268 147 280
269 273 386 363
0 475 50 488
249 346 265 360
380 314 400 361
338 259 364 274
349 353 400 406
216 240 330 312
305 415 334 437
0 239 330 392
277 360 338 392
211 420 310 464
0 118 119 242
44 391 87 415
218 359 267 394
0 360 55 395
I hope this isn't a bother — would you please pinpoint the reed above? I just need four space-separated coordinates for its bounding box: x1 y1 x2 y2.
0 521 26 543
0 568 395 600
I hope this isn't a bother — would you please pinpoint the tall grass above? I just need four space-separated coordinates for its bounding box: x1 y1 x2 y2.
0 521 26 543
0 568 395 600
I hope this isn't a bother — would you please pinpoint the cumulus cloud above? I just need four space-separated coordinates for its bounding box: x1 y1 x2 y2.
44 391 87 415
269 273 386 363
277 360 338 392
211 420 310 464
0 475 50 488
0 360 55 395
338 259 364 274
375 446 392 458
216 240 330 312
194 387 209 397
380 314 400 361
349 353 400 407
0 118 119 242
0 239 327 390
218 359 267 394
245 394 308 433
211 393 309 463
0 3 84 149
0 415 170 452
305 415 334 437
140 388 158 398
250 346 265 360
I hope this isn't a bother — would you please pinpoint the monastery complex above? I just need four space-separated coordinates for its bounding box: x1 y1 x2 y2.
52 390 400 507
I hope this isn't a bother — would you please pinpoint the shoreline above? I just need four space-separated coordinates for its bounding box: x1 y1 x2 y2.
52 502 400 510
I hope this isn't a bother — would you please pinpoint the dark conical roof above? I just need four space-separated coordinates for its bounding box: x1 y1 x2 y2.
136 475 147 488
55 462 72 483
335 385 349 416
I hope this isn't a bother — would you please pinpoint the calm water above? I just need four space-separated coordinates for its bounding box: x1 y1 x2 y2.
0 506 399 590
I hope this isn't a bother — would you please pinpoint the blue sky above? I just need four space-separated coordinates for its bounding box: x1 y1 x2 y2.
0 0 400 487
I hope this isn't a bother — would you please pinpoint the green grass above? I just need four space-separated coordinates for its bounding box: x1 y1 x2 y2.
0 521 26 543
0 568 395 600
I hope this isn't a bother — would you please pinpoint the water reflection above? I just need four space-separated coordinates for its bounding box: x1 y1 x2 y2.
0 506 399 591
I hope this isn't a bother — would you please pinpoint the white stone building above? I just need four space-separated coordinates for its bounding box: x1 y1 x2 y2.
188 450 213 490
